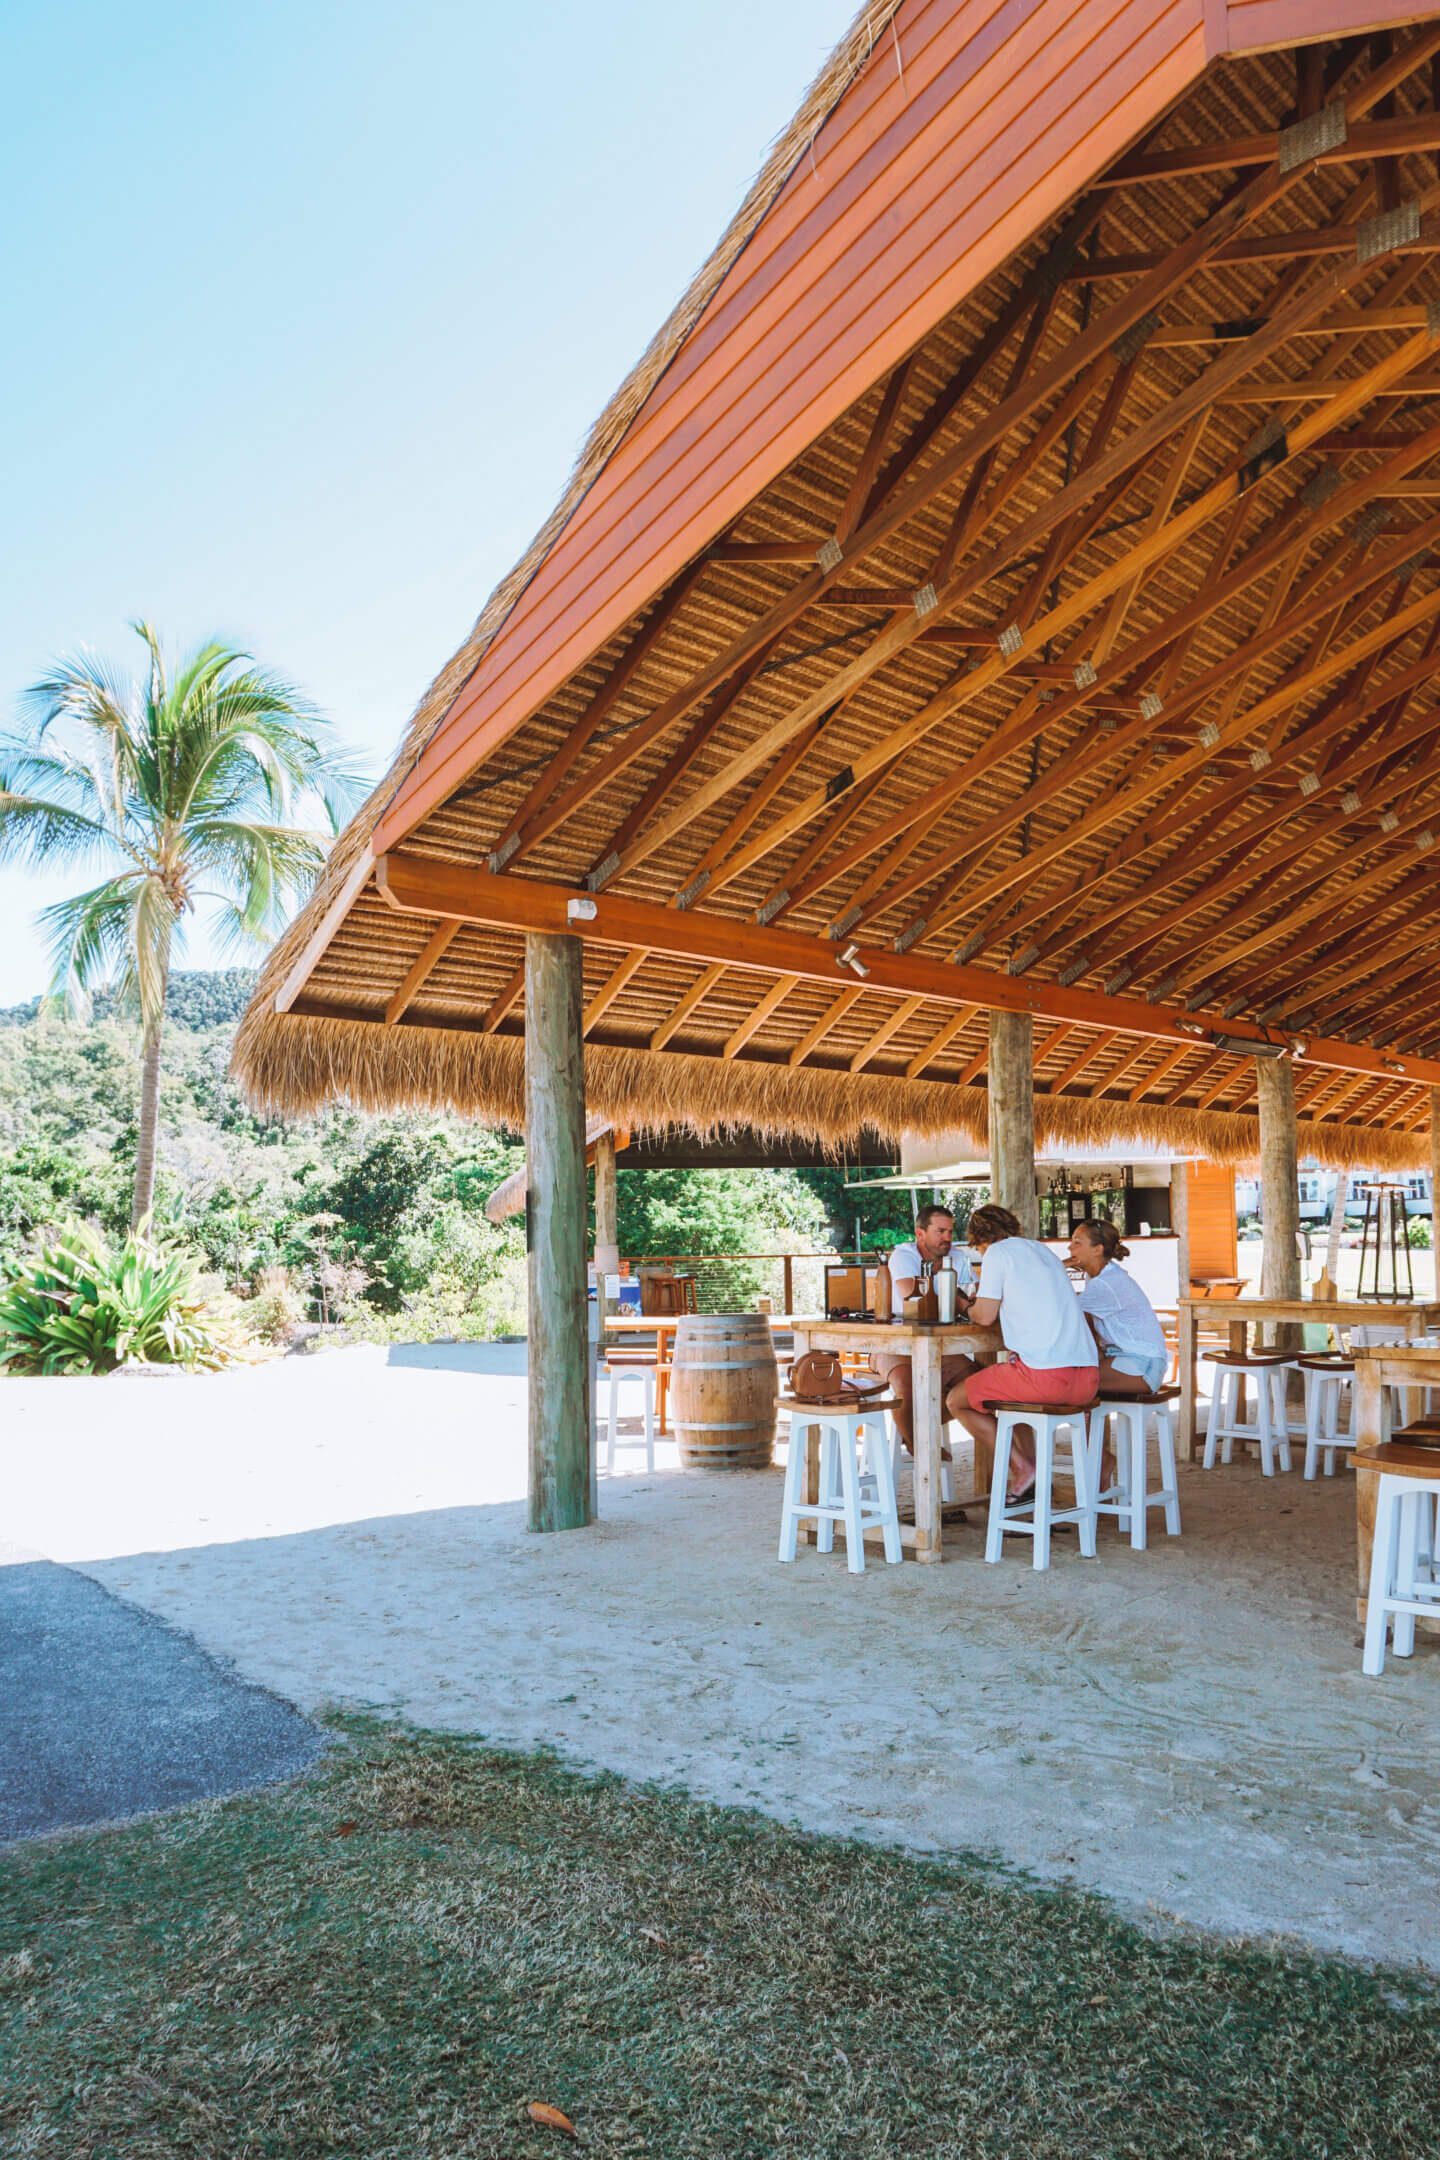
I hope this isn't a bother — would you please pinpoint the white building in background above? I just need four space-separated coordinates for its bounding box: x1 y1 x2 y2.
1233 1166 1433 1221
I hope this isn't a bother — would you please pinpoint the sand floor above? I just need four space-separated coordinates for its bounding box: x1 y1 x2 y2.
6 1341 1439 1967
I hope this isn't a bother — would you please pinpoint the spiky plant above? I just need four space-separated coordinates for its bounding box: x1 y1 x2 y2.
0 622 362 1223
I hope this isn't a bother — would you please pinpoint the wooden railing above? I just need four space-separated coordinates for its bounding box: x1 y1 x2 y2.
627 1250 861 1316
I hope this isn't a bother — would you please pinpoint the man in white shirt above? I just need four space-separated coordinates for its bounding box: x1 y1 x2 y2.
873 1204 976 1456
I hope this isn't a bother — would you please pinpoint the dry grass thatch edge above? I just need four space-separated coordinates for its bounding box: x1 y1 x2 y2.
232 1010 1429 1174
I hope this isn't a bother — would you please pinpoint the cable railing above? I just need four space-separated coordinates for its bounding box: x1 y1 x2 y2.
626 1250 859 1317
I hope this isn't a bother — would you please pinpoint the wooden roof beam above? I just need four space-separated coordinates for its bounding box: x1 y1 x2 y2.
722 974 799 1058
1095 111 1440 190
584 140 1376 896
583 949 648 1036
649 964 727 1052
848 995 925 1074
478 957 526 1035
370 853 1440 1090
904 1005 979 1080
385 918 464 1026
1128 1042 1192 1102
1048 1031 1117 1096
788 986 866 1068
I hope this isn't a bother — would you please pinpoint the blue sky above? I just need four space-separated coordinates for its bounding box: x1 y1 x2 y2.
0 0 860 1003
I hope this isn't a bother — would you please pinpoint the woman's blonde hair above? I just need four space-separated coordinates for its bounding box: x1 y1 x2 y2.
1076 1217 1130 1263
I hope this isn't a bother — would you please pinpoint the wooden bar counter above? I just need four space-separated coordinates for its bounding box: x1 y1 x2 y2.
788 1317 1004 1563
1176 1295 1440 1462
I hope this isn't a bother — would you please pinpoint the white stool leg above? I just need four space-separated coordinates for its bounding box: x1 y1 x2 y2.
1032 1422 1055 1571
985 1420 1013 1563
777 1411 808 1562
816 1426 838 1554
1126 1406 1148 1551
1303 1370 1324 1480
641 1369 655 1471
1070 1416 1098 1559
1393 1493 1423 1659
1273 1367 1293 1473
1255 1371 1277 1475
836 1416 866 1575
605 1370 619 1471
1154 1404 1182 1536
870 1413 903 1565
1363 1476 1401 1676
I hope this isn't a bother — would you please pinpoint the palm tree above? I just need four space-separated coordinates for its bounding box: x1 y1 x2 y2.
0 622 362 1225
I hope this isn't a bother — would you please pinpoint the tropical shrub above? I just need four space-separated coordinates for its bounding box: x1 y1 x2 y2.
0 1223 233 1375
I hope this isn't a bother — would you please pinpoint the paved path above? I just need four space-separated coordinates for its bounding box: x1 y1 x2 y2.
0 1551 326 1841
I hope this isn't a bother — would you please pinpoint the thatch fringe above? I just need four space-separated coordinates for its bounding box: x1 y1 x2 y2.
233 1009 1428 1173
234 0 905 1085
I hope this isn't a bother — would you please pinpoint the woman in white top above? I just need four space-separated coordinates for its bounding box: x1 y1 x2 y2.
1068 1219 1169 1395
948 1203 1098 1501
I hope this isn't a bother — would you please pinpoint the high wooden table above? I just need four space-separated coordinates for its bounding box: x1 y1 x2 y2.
1352 1342 1440 1629
1176 1295 1440 1462
788 1316 1004 1563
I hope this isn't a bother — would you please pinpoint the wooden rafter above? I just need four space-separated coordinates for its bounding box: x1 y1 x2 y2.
849 995 925 1073
904 1005 978 1079
723 974 800 1058
479 958 526 1035
788 986 866 1068
385 918 463 1025
649 964 727 1052
584 949 647 1036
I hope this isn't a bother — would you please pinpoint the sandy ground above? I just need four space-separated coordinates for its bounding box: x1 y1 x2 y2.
6 1340 1440 1969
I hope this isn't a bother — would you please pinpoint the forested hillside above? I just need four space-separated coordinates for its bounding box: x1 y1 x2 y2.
0 972 855 1340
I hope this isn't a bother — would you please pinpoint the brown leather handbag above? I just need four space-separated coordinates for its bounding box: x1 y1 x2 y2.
788 1351 886 1405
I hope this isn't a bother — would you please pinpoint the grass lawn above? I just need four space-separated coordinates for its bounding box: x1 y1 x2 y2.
2 1720 1435 2158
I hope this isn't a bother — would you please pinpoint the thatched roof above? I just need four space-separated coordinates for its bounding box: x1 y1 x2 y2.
236 5 1440 1173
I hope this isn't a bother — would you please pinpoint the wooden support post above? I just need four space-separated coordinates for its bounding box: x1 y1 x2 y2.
525 932 591 1532
1256 1056 1302 1362
1171 1160 1190 1297
988 1009 1038 1236
593 1128 620 1314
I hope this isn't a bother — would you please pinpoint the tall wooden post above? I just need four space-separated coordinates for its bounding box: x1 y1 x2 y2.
1256 1055 1302 1360
593 1128 620 1309
525 932 591 1533
987 1008 1038 1235
1170 1160 1190 1294
1430 1088 1440 1296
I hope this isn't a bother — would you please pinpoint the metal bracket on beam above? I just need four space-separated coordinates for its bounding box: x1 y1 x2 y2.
816 536 844 572
1104 965 1133 995
1056 957 1089 987
674 870 710 911
1073 659 1098 690
1007 942 1039 977
825 764 856 804
912 582 938 617
754 890 789 926
828 905 862 941
488 833 520 874
997 624 1023 658
1138 692 1163 721
1239 416 1288 494
1356 200 1420 266
893 917 926 954
586 852 621 893
1277 102 1347 175
1339 789 1362 815
1298 772 1321 797
1249 746 1272 772
1148 976 1178 1004
953 932 985 964
1379 810 1400 833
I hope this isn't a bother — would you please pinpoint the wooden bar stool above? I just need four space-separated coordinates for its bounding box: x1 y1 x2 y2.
1298 1353 1354 1479
596 1360 656 1472
1355 1442 1440 1675
1202 1350 1294 1476
985 1403 1098 1570
1085 1386 1182 1549
777 1396 903 1572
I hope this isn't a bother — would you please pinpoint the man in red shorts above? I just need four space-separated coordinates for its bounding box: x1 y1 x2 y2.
946 1203 1098 1502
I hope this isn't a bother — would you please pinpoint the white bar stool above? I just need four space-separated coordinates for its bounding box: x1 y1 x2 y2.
1298 1353 1354 1478
597 1361 656 1472
1349 1324 1425 1426
1357 1442 1440 1675
1085 1386 1182 1549
877 1428 953 1506
778 1396 903 1572
1202 1352 1294 1475
985 1403 1098 1570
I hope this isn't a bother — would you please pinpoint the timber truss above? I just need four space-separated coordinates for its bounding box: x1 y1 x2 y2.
293 29 1440 1137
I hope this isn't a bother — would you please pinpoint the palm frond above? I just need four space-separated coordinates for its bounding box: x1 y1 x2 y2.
38 874 145 1019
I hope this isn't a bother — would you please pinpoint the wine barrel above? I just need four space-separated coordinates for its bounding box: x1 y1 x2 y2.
670 1313 778 1471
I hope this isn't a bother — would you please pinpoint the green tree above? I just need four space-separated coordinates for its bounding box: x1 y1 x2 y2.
0 623 361 1226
